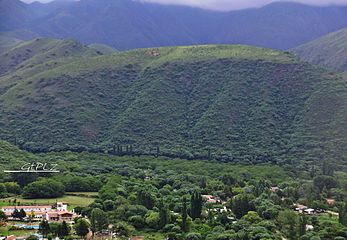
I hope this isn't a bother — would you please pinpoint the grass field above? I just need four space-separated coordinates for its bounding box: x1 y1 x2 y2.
0 227 36 237
0 195 96 208
65 192 98 197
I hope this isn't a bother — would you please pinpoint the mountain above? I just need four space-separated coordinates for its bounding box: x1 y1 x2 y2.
0 38 346 166
2 0 347 50
292 27 347 74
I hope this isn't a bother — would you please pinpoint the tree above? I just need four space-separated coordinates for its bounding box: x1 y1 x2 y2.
186 232 202 240
0 183 7 198
299 214 307 236
11 208 20 219
74 219 90 239
322 160 334 176
339 203 347 226
190 190 202 220
313 176 337 193
74 218 90 239
19 209 26 220
103 200 115 211
182 196 188 232
90 208 108 234
113 221 134 237
231 194 255 219
277 210 299 240
159 199 169 228
207 208 214 226
4 182 21 194
0 210 6 225
137 189 155 210
39 220 51 236
57 221 70 238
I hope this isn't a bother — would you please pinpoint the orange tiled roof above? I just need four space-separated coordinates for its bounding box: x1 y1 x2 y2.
2 205 52 209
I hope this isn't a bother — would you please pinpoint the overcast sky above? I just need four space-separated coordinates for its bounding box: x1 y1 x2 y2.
21 0 347 11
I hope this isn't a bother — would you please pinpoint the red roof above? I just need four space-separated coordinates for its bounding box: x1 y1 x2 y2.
2 205 51 209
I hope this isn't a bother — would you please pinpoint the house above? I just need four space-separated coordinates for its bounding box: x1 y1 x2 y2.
326 198 335 205
2 205 52 219
306 225 314 231
2 203 77 222
129 237 145 240
304 208 315 215
202 195 217 204
294 204 307 213
56 202 68 211
2 205 52 217
270 187 281 193
46 212 75 222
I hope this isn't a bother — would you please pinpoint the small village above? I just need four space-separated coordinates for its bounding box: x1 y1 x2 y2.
0 184 340 240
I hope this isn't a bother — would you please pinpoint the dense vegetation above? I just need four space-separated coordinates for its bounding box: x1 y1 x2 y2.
2 0 347 50
0 39 346 168
1 140 347 239
292 27 347 75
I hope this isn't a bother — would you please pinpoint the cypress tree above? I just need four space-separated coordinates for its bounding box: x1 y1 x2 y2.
339 203 347 226
58 221 70 238
190 190 202 220
39 220 50 236
159 199 169 228
19 209 26 220
182 196 188 232
129 145 133 155
299 214 307 236
156 146 160 157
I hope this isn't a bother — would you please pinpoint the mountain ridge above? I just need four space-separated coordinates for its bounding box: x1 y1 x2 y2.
292 27 347 75
2 0 347 50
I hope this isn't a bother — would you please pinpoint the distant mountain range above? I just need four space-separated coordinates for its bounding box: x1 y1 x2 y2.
0 37 346 166
2 0 347 50
293 27 347 75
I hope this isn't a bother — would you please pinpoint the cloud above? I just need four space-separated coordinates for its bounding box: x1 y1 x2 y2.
20 0 347 11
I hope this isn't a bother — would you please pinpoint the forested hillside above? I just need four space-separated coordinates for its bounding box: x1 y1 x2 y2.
0 38 346 166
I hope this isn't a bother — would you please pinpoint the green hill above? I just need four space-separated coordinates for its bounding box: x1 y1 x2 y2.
88 43 118 55
292 27 347 74
0 40 346 167
0 38 101 76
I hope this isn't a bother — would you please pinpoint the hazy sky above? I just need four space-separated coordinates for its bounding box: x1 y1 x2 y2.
21 0 347 11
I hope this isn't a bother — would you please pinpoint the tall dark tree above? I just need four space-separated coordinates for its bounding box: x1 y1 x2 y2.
299 214 307 236
207 208 213 226
159 199 169 228
19 209 26 220
11 208 20 219
39 220 50 236
182 196 188 232
322 160 334 176
74 219 90 239
0 210 6 222
58 221 70 238
339 203 347 226
190 190 202 220
90 208 108 234
231 194 255 219
137 189 155 210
